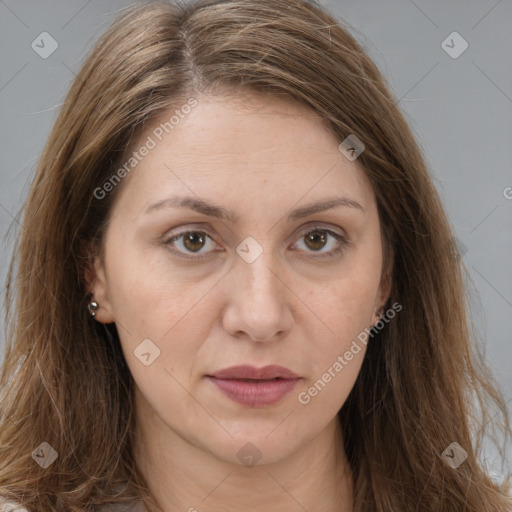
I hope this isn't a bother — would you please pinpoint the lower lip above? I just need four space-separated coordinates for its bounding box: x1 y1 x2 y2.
207 376 301 406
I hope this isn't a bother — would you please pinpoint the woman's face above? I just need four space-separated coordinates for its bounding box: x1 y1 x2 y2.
89 91 391 466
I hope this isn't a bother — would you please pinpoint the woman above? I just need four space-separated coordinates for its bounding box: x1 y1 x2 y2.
0 0 510 511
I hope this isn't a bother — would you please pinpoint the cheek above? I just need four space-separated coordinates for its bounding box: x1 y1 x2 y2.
102 239 221 377
110 273 216 363
309 267 381 346
295 290 372 417
296 265 380 405
111 277 219 427
105 231 201 328
296 345 365 417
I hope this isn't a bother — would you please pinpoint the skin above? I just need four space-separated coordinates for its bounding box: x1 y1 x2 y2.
87 91 392 512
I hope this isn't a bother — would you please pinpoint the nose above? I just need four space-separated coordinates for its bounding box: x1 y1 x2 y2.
221 254 294 343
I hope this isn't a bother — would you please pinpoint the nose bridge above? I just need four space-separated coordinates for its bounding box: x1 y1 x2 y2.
222 242 293 341
237 248 281 302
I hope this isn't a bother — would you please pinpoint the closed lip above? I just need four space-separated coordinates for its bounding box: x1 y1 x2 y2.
208 364 301 380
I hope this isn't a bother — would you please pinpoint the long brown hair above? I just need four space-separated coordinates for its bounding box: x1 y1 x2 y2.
1 1 510 510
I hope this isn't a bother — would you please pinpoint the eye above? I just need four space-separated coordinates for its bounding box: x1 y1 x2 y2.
291 227 349 258
162 225 350 261
163 230 219 259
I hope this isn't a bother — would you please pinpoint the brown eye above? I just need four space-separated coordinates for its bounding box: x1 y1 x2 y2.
182 232 206 252
164 230 218 259
292 227 349 258
304 230 328 251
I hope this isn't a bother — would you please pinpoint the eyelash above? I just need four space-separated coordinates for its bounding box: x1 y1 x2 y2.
161 225 350 261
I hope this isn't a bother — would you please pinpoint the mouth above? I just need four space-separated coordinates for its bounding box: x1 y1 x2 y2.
206 365 302 407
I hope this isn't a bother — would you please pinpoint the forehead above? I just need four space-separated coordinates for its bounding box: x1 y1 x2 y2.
112 92 376 217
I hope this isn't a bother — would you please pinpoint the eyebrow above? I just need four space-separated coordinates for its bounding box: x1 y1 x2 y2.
142 195 365 222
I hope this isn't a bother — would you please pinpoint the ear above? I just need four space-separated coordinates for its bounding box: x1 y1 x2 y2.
84 252 116 324
371 254 394 326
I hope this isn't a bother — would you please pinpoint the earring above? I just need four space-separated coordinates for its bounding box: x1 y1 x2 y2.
372 309 384 327
88 300 99 318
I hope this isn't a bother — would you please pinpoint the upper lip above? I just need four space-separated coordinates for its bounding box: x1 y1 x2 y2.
209 365 300 380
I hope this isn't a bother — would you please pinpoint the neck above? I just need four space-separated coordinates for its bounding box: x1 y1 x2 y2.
133 391 353 512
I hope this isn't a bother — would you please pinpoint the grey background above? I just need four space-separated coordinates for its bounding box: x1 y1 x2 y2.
0 0 511 465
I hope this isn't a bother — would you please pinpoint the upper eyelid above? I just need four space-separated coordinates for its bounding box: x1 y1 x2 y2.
166 221 347 239
165 223 347 251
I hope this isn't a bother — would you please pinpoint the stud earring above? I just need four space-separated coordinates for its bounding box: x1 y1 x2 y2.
372 309 384 327
88 300 99 318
